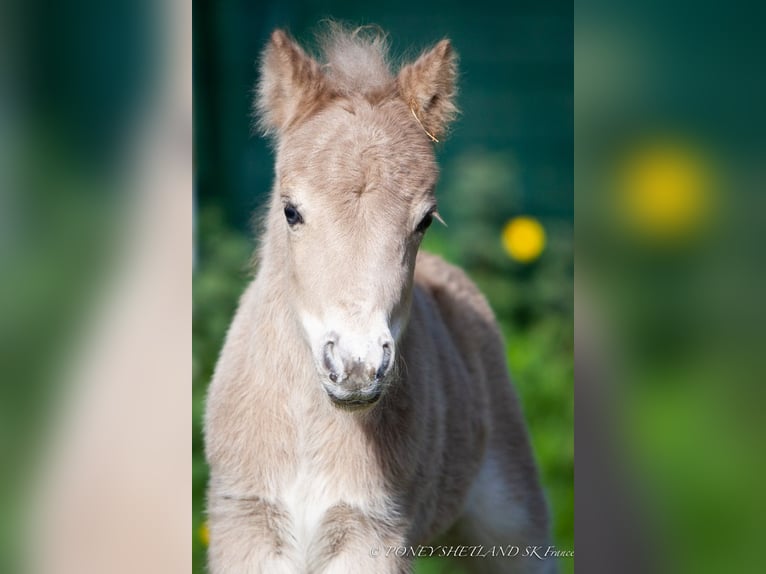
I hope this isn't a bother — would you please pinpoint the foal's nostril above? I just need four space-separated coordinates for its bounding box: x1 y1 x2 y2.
376 342 393 381
323 341 339 381
323 341 334 370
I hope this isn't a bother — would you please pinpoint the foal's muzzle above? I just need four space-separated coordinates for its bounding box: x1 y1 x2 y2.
319 334 394 409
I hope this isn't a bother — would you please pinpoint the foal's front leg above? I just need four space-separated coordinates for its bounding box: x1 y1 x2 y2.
207 494 300 574
307 503 412 574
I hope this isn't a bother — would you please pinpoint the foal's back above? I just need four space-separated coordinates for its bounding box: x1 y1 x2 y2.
408 252 550 552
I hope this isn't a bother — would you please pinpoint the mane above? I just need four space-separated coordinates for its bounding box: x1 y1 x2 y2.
316 23 394 96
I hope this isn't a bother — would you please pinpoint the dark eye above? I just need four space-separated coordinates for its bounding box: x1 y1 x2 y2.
284 204 303 226
415 212 433 234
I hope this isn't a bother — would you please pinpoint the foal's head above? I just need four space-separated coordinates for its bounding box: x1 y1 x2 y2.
256 26 457 409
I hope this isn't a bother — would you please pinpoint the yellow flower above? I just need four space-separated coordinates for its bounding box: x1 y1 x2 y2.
616 139 714 241
198 522 210 547
502 217 546 263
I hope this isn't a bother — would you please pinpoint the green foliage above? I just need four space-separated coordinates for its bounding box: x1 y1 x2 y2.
192 188 573 573
192 207 253 573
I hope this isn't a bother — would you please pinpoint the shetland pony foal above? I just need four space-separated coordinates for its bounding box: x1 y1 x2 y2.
205 27 554 574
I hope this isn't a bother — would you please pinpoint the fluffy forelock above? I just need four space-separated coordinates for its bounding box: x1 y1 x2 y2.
317 23 393 96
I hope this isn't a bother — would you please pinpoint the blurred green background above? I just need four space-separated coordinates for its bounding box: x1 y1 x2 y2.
193 1 573 572
576 2 766 573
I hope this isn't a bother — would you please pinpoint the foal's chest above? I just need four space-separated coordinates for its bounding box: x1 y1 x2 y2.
275 405 386 554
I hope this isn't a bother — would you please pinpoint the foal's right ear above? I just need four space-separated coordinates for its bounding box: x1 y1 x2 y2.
255 30 326 135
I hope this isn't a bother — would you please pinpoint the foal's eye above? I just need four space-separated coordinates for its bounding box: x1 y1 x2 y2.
283 204 303 226
415 213 434 234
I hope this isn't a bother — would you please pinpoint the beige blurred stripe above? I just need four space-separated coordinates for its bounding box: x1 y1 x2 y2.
26 1 192 573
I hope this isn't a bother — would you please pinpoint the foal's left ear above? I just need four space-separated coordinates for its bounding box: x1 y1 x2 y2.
397 40 458 141
255 29 327 135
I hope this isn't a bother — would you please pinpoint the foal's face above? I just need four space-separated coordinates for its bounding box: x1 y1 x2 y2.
276 101 438 408
256 28 457 408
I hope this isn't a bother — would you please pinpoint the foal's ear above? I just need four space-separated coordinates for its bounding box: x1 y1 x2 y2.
397 40 458 141
255 29 326 135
